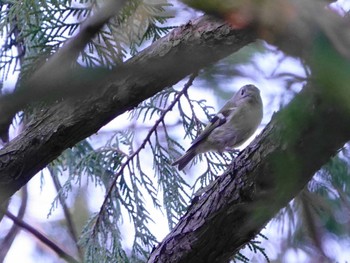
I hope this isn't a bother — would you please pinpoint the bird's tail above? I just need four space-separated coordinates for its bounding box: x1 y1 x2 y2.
172 150 196 171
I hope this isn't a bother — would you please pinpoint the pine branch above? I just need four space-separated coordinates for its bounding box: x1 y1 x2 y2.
0 0 129 142
182 89 204 139
4 210 80 263
92 72 198 236
0 15 256 204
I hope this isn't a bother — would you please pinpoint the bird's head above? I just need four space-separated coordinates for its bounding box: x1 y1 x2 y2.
234 84 262 105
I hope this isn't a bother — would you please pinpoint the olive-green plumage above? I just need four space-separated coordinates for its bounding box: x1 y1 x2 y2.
172 84 263 170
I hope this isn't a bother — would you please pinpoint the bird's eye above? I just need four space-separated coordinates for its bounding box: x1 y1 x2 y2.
241 89 245 96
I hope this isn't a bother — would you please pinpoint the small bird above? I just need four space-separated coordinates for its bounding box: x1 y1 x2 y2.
172 84 263 170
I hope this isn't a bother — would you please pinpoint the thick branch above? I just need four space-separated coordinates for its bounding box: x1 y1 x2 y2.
148 83 350 263
0 0 127 142
0 16 256 203
148 2 350 262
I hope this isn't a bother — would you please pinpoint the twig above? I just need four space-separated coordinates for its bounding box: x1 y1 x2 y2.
92 72 198 235
183 88 203 133
49 166 83 260
0 186 28 262
37 0 128 70
4 210 80 263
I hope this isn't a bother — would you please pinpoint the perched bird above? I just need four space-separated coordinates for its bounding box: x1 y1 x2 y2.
172 84 263 170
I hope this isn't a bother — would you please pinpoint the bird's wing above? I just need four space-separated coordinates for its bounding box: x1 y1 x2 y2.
189 100 237 149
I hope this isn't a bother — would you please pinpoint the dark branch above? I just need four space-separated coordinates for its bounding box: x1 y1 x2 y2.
148 2 350 262
0 186 27 262
0 16 256 203
49 167 83 260
5 210 80 263
148 83 350 262
0 0 128 142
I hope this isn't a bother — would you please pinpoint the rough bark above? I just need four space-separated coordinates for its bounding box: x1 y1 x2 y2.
148 83 350 262
0 16 256 203
148 2 350 262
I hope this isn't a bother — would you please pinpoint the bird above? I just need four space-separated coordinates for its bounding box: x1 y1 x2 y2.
172 84 263 171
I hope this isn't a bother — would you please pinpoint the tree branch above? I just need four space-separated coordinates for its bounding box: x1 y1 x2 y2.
148 82 350 262
49 167 83 260
0 186 27 262
0 1 349 262
0 0 128 142
148 2 350 262
0 15 256 203
4 210 80 263
92 72 198 237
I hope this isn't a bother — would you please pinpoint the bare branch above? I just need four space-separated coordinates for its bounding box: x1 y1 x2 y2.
49 167 83 260
4 210 80 263
0 186 27 262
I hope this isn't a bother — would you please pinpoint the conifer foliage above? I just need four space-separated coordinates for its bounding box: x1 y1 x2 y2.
1 1 350 263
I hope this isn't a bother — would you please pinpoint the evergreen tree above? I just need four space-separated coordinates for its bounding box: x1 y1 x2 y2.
0 0 350 262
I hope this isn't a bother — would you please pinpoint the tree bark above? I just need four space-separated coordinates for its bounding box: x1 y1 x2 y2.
0 16 256 203
1 2 350 262
148 84 350 262
148 2 350 262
